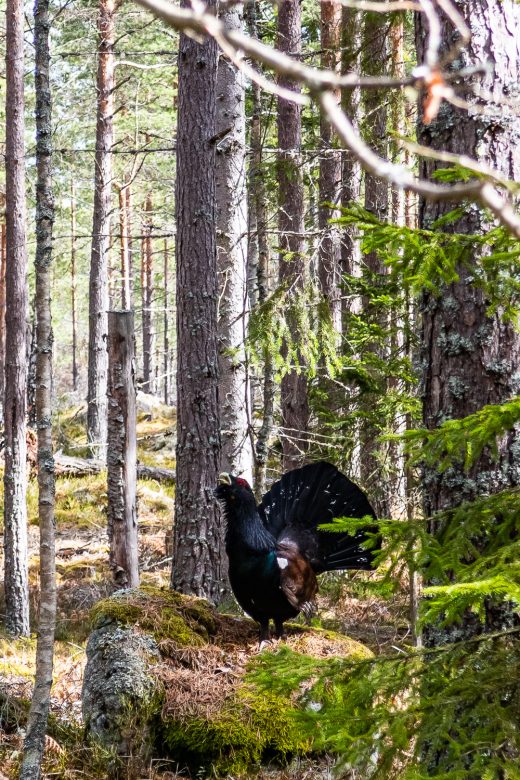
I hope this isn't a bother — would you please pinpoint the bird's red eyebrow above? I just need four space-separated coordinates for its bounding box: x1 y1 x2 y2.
235 477 251 489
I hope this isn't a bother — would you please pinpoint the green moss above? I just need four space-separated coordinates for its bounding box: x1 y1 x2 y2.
89 586 216 646
161 685 310 776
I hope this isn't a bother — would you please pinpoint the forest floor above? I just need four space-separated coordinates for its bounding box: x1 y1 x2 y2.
0 397 411 780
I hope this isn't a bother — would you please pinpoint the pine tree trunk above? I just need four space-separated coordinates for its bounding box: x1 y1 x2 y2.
70 177 78 392
277 0 309 472
20 0 56 771
172 0 225 602
319 0 342 333
107 311 139 589
216 3 253 484
142 194 154 394
416 0 520 643
87 0 115 457
4 0 30 637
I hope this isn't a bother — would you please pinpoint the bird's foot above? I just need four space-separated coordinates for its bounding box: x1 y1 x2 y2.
257 637 273 652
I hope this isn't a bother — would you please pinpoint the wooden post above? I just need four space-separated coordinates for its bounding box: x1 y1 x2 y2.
107 310 139 588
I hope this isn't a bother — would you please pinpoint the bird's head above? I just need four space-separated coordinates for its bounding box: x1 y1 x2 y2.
215 472 254 503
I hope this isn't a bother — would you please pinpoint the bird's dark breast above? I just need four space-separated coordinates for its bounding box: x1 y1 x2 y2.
228 551 298 624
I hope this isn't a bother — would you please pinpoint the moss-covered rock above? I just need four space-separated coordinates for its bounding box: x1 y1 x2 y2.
82 587 373 777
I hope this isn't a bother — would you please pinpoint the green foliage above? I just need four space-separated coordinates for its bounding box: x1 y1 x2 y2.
247 282 342 380
395 397 520 472
335 204 520 322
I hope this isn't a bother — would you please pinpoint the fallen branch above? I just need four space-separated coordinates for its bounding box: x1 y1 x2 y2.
54 452 176 484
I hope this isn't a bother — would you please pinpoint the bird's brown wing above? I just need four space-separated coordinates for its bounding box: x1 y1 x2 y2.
276 541 318 619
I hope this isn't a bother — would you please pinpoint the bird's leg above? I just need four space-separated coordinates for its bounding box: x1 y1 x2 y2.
258 619 271 651
274 619 288 641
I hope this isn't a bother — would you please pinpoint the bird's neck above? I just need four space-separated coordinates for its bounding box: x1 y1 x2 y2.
225 498 276 555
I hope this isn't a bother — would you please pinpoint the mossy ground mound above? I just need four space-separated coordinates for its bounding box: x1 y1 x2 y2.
86 587 372 777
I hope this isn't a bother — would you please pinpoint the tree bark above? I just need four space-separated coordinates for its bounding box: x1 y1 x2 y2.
163 239 169 405
172 0 225 603
319 0 342 334
107 311 139 589
416 0 520 639
216 2 253 485
277 0 309 472
359 10 390 517
0 221 6 423
87 0 115 457
119 185 131 310
142 194 154 394
70 177 78 392
20 0 57 771
4 0 30 637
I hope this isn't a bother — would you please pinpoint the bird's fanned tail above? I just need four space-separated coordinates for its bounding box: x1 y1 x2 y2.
258 461 378 573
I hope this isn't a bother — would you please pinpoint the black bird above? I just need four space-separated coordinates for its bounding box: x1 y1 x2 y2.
215 460 378 645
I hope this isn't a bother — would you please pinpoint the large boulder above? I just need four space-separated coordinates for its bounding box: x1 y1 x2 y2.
82 587 372 777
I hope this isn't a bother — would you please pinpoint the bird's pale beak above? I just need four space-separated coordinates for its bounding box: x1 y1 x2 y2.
218 472 232 486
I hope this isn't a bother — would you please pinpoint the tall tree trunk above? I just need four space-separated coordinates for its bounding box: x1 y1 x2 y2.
142 193 154 394
172 0 225 603
277 0 309 472
0 221 6 422
416 0 520 639
340 6 362 289
20 0 56 771
87 0 115 457
107 311 139 589
70 177 78 392
246 0 275 499
359 11 390 516
4 0 30 637
216 2 253 484
319 0 342 333
119 185 131 310
163 239 169 405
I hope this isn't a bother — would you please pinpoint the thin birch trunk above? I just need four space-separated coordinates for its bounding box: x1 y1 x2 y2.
71 177 78 392
319 0 342 333
87 0 115 457
142 194 154 394
20 0 56 772
163 239 169 405
216 2 253 484
119 186 131 310
4 0 30 637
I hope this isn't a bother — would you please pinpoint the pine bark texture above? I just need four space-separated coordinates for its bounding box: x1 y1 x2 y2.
87 0 115 457
216 4 253 485
172 2 225 603
277 0 309 472
107 311 139 589
416 0 520 639
319 0 342 333
4 0 30 637
119 186 131 310
20 0 57 772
